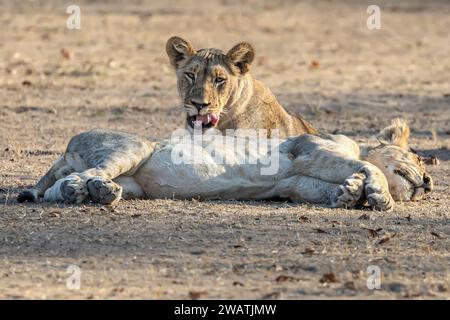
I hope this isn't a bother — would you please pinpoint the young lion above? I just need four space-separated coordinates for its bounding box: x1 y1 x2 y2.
166 36 317 137
18 120 432 211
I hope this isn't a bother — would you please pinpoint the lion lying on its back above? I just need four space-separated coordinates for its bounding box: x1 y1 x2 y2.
18 120 432 211
166 36 317 137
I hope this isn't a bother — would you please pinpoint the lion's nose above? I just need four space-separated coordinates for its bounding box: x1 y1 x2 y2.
191 99 210 111
423 174 433 193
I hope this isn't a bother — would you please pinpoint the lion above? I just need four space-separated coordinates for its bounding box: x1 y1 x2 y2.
18 120 432 211
165 36 317 137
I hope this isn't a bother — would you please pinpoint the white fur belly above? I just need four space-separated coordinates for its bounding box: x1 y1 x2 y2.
134 137 293 200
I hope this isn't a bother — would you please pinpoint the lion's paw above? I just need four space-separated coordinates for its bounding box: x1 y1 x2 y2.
333 172 366 208
87 177 122 205
365 181 395 211
60 174 89 204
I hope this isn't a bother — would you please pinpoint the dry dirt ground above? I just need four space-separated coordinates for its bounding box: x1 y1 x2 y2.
0 0 449 299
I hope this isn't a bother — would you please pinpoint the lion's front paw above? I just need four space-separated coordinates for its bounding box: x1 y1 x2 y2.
332 172 366 208
60 174 89 204
365 181 395 211
87 177 122 205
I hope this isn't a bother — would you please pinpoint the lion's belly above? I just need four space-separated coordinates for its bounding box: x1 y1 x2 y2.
134 138 293 200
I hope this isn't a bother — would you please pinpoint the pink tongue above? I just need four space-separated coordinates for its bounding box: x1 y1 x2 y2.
195 114 219 125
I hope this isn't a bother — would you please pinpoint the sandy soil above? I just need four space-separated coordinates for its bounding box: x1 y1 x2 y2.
0 0 449 299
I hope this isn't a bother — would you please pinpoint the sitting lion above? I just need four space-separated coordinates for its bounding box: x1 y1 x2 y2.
165 36 317 137
18 120 432 211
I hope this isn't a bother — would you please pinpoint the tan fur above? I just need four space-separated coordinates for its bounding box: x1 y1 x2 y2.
377 118 410 149
358 120 430 201
166 36 317 138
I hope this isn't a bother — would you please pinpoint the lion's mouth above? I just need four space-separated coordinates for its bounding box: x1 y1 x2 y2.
187 113 219 130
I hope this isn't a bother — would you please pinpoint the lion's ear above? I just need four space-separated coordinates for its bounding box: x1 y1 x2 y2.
226 42 254 75
377 118 410 149
166 36 195 69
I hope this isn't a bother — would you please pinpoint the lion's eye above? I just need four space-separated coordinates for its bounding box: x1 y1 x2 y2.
394 169 408 179
185 72 195 81
215 77 226 84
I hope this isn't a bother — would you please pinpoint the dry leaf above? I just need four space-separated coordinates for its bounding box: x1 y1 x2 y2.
377 232 397 245
309 60 320 69
323 108 335 115
262 291 280 299
275 275 299 283
352 270 363 279
299 215 311 223
47 210 61 218
363 228 379 238
431 231 446 240
189 290 207 300
425 155 440 166
358 213 370 220
301 247 315 255
60 48 74 60
320 272 339 284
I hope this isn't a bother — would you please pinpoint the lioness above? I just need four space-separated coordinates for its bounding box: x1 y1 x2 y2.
18 120 432 211
166 36 317 137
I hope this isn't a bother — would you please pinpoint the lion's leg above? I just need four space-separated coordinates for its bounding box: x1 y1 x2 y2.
67 155 148 205
358 165 395 211
18 156 75 203
277 175 340 204
30 130 156 205
330 172 366 208
85 177 123 205
43 174 89 204
54 161 145 206
113 176 145 200
277 174 365 209
291 144 394 210
42 174 127 205
41 164 141 205
84 176 144 205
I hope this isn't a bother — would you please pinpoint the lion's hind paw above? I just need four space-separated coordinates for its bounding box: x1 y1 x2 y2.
87 177 122 205
332 172 366 209
60 174 89 204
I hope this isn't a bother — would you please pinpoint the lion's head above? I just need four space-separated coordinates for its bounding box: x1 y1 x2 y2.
166 36 254 132
366 119 433 202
